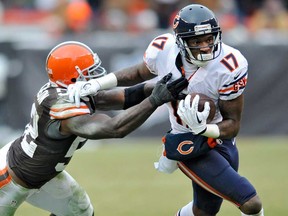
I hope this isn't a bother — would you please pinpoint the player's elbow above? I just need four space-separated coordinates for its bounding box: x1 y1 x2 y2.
219 120 241 138
220 129 239 139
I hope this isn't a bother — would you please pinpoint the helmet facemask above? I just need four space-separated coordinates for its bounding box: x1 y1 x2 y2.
75 53 106 82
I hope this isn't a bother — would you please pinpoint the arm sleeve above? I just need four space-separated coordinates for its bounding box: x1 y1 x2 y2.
123 83 146 109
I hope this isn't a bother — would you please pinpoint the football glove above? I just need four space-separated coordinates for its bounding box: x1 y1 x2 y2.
177 94 210 135
149 73 188 107
67 79 101 107
149 73 173 106
167 76 188 100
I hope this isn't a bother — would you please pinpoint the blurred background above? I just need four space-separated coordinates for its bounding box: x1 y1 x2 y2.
1 0 288 142
1 1 288 215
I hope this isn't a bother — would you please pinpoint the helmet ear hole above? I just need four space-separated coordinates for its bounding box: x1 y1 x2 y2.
71 78 77 83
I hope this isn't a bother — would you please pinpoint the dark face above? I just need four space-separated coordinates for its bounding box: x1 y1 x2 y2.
186 34 214 59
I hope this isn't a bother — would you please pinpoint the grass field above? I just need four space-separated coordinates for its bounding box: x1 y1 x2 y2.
15 136 288 216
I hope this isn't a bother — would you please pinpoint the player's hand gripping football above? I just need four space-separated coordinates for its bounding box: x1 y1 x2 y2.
149 73 188 107
177 94 210 134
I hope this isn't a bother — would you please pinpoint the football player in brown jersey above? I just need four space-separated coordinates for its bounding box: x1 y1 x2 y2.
0 41 187 216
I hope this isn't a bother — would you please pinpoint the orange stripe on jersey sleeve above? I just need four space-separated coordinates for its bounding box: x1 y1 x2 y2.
218 86 235 93
219 77 247 93
50 103 90 119
50 104 88 112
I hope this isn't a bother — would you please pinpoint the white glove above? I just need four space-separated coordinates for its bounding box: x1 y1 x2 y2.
177 94 210 135
67 79 101 107
154 155 178 174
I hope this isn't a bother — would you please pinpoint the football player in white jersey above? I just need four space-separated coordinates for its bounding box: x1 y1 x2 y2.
67 4 264 216
0 41 187 216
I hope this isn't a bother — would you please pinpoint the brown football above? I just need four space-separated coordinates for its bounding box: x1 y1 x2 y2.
190 93 216 123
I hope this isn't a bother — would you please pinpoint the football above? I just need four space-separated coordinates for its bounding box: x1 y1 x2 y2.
190 93 216 123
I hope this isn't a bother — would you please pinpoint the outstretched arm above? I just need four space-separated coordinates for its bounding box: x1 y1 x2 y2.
67 62 155 107
61 98 157 139
93 82 155 110
60 73 179 139
113 62 156 86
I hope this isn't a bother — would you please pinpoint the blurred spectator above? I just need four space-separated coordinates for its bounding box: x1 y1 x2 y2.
86 0 104 30
1 0 93 36
36 0 93 35
34 0 68 37
234 0 262 23
1 0 288 40
65 0 93 33
86 0 103 12
1 0 34 9
34 0 58 11
246 0 288 34
0 1 3 23
191 0 241 31
100 0 158 33
151 0 182 29
127 0 158 32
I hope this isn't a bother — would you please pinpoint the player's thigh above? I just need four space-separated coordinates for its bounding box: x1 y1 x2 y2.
179 148 256 206
0 180 34 216
0 142 34 216
26 171 93 216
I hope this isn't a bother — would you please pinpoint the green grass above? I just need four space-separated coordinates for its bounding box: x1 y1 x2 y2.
15 136 288 216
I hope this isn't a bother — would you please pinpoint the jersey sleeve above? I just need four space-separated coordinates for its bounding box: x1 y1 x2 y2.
39 86 91 120
143 33 175 76
49 100 91 120
218 51 248 101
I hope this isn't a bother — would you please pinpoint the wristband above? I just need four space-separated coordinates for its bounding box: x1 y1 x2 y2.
123 83 146 109
96 73 117 90
202 124 220 138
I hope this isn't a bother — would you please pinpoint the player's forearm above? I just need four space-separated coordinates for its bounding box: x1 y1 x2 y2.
217 119 241 139
104 98 157 138
217 95 243 139
94 83 155 111
113 62 155 86
94 88 125 110
68 97 157 139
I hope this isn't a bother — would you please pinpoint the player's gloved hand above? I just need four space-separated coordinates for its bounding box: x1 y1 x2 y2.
149 73 173 107
149 73 188 107
167 76 188 100
67 79 101 107
154 145 178 174
177 94 210 135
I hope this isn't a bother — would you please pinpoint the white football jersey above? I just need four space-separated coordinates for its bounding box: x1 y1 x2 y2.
144 33 248 133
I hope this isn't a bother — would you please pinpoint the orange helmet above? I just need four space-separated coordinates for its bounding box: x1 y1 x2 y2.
46 41 106 88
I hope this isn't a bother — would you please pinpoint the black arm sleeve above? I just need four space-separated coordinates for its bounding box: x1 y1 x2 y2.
123 83 146 109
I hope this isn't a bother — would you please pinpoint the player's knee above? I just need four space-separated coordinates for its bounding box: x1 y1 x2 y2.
68 188 94 216
240 195 262 215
